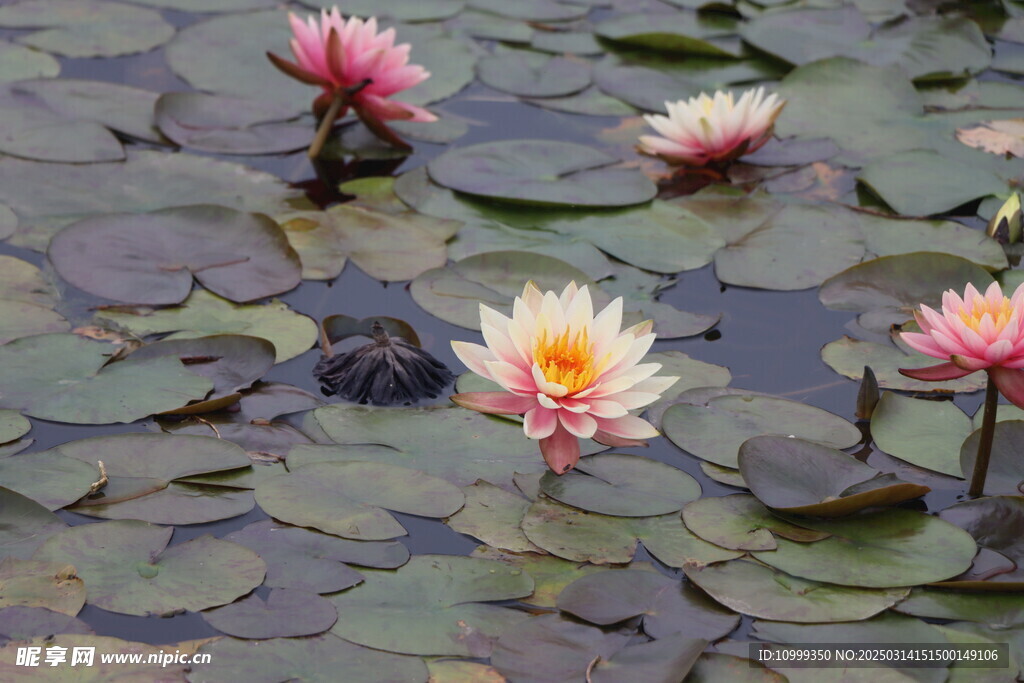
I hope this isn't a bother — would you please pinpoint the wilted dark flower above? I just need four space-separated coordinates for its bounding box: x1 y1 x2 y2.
314 322 453 405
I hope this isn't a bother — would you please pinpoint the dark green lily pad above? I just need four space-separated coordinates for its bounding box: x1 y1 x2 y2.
0 487 65 561
532 30 603 56
467 0 588 20
491 614 631 683
687 653 787 683
859 151 1004 216
521 497 742 565
478 47 591 97
32 520 265 616
427 140 656 207
938 496 1024 590
446 481 540 553
960 422 1024 496
662 393 861 468
202 589 337 639
328 554 533 656
187 634 429 683
224 520 407 594
557 569 739 639
894 587 1024 627
590 633 707 683
161 416 312 464
821 336 989 393
96 290 317 364
0 450 96 510
1 150 309 252
49 204 301 306
0 411 30 445
0 606 92 641
685 559 908 623
738 435 930 517
870 392 970 477
0 41 59 82
0 333 213 424
700 462 748 488
256 461 464 540
539 453 701 517
301 0 465 21
56 433 254 525
682 494 829 551
234 383 324 422
0 558 85 616
752 509 977 588
0 0 174 58
597 11 740 56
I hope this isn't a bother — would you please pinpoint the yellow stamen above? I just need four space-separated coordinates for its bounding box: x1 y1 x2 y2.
959 296 1014 335
533 328 594 394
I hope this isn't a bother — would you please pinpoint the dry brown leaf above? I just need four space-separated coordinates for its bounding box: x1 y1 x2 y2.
956 119 1024 157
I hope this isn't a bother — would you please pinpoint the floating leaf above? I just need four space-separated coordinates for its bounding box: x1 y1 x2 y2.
490 614 630 683
0 300 68 344
682 494 829 552
0 41 59 83
0 606 91 642
894 587 1024 627
662 393 860 468
256 461 464 540
0 558 85 616
122 0 277 10
858 151 1005 216
427 140 656 207
49 205 301 306
938 496 1024 590
1 634 200 679
960 422 1024 496
224 520 407 594
687 653 787 683
595 12 741 57
958 119 1024 158
557 570 739 639
870 392 969 477
467 0 587 20
426 660 505 683
32 520 265 616
302 0 465 21
328 555 533 656
525 86 637 117
446 481 540 553
539 453 701 517
590 633 707 683
857 214 1007 271
752 509 977 588
0 334 213 424
685 559 907 622
202 589 337 639
0 451 95 511
821 336 988 393
0 488 66 561
0 411 30 445
477 47 591 97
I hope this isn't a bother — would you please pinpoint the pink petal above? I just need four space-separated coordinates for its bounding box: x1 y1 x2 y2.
450 392 536 415
539 422 581 474
559 410 598 439
900 332 949 360
524 406 558 439
593 415 659 440
451 341 495 378
486 360 535 394
592 430 649 449
990 366 1024 410
898 362 976 381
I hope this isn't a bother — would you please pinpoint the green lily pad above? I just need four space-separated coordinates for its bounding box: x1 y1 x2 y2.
161 415 313 462
687 653 787 683
539 453 701 517
187 634 429 683
557 569 739 639
738 435 930 516
256 461 464 540
0 256 57 307
427 140 656 207
301 0 465 21
467 0 588 20
532 31 603 56
491 614 631 683
858 214 1007 270
425 660 504 682
662 393 861 468
224 520 407 594
233 382 324 421
821 336 989 393
685 559 908 622
700 462 748 488
0 300 68 344
96 290 317 364
589 633 708 683
122 0 277 9
202 588 337 639
48 204 301 306
682 494 829 551
0 333 213 424
0 0 174 58
0 150 308 252
0 487 66 561
644 350 731 426
328 554 533 656
0 411 30 445
1 634 202 680
0 41 59 82
595 12 740 57
859 150 1005 216
0 606 92 641
0 558 85 616
521 497 742 565
0 451 96 511
938 496 1024 590
870 392 970 477
446 481 540 553
752 509 977 588
894 587 1024 627
477 47 591 97
960 422 1024 496
32 520 265 616
525 86 638 117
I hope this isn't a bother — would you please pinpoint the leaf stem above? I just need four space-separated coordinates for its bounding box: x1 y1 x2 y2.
308 94 346 159
969 370 1000 497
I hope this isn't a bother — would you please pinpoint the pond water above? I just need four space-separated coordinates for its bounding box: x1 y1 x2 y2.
0 0 1022 680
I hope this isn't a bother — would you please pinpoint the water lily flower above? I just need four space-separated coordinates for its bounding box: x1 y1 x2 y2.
450 282 678 474
638 87 785 168
987 193 1022 245
267 8 435 154
899 281 1024 496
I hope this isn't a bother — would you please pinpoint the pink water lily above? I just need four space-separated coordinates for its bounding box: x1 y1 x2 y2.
638 87 785 168
450 282 678 474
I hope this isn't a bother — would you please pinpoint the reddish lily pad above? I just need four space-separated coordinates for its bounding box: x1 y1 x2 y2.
589 634 708 683
937 496 1024 590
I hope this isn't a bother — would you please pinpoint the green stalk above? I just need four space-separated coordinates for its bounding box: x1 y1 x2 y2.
308 94 345 159
968 370 1000 497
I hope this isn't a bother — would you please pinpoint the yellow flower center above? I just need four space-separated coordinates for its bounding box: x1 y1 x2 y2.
534 328 595 394
959 295 1015 335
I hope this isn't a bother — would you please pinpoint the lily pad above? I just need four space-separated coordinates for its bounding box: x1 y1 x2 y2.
0 450 96 511
938 496 1024 590
525 86 638 117
256 461 464 540
644 351 732 426
682 494 829 551
301 0 465 21
685 559 908 622
870 392 970 477
557 569 739 639
0 333 213 424
589 633 708 683
738 435 930 517
858 151 1004 216
446 481 540 553
1 634 201 680
224 520 408 594
328 554 533 656
662 393 861 468
96 290 317 364
960 422 1024 496
0 256 58 307
0 487 66 561
123 0 277 10
821 336 989 393
0 558 85 616
894 587 1024 626
595 11 740 57
0 41 59 82
467 0 588 20
48 205 301 306
0 606 92 641
0 0 174 58
477 47 591 97
202 589 337 639
751 509 977 588
187 634 429 683
32 520 265 616
0 411 30 445
427 140 656 207
857 214 1007 270
0 300 68 344
687 653 787 683
539 453 701 517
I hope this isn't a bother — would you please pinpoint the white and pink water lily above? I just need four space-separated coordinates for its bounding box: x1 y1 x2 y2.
450 282 678 474
638 87 785 168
